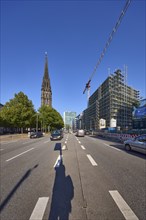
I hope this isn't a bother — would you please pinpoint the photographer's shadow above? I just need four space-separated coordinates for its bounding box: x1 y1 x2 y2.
48 158 74 220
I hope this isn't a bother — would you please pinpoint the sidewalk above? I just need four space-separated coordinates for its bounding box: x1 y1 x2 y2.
0 133 29 142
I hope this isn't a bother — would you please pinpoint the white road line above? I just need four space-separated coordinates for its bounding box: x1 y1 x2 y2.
29 197 49 220
53 155 62 168
65 141 67 144
87 154 98 166
109 190 139 220
62 145 66 150
78 141 81 144
104 143 121 151
0 149 4 151
81 145 86 150
2 140 18 144
44 140 50 143
6 148 34 162
23 140 33 144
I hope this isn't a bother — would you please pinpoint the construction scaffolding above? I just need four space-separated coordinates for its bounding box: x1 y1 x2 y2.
82 69 139 131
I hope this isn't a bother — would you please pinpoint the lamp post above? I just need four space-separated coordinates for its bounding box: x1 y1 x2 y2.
36 112 39 132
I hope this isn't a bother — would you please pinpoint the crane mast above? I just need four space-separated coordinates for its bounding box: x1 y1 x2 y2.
83 0 132 105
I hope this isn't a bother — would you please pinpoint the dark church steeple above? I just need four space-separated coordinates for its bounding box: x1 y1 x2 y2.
41 52 52 107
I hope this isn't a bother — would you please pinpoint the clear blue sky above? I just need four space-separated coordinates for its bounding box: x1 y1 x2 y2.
1 0 145 116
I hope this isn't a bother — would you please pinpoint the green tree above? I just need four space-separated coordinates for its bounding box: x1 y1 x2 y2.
0 92 36 132
38 105 64 131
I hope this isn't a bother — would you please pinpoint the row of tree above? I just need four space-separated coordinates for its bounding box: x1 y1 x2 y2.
0 92 64 133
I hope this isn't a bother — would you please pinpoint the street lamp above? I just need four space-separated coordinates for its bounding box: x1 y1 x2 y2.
36 112 39 132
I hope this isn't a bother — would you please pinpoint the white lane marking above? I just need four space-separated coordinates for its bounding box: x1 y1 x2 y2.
87 154 98 166
78 141 81 144
104 143 121 151
0 149 4 151
29 197 49 220
44 140 50 143
53 155 63 168
62 145 66 150
109 190 139 220
65 141 67 144
2 140 18 144
6 148 34 162
81 145 86 150
23 140 33 144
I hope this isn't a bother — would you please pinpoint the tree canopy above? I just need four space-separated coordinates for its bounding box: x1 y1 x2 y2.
38 105 64 131
0 92 36 131
0 91 64 133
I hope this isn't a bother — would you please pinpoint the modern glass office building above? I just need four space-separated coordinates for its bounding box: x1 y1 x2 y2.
63 111 76 128
133 99 146 129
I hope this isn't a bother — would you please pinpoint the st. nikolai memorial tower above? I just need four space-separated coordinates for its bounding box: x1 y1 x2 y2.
41 53 52 107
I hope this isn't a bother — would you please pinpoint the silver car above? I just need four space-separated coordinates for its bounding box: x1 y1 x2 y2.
124 134 146 154
76 129 85 137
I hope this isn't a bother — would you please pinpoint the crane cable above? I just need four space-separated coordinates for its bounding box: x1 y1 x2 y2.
83 0 132 94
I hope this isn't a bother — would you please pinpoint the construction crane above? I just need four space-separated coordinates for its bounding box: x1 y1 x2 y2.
83 0 132 104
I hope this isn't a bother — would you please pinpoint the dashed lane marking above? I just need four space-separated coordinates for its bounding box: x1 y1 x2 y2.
6 148 34 162
81 145 86 150
29 197 49 220
109 190 139 220
62 145 67 150
87 154 98 166
54 155 63 168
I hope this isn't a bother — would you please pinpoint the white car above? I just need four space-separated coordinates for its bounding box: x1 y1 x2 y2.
76 129 85 137
124 134 146 154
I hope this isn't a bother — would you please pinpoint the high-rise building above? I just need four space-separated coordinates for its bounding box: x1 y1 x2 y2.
63 111 76 129
41 53 52 107
82 69 140 130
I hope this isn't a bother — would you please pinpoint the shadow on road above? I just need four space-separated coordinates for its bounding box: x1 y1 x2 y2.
54 143 62 152
49 148 74 220
0 164 38 212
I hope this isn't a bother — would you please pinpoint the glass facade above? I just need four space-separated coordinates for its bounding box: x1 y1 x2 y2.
63 112 76 128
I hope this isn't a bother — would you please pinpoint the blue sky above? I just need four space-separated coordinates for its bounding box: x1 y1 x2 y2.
1 0 145 116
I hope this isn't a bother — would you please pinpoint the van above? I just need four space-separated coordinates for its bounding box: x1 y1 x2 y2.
76 129 85 137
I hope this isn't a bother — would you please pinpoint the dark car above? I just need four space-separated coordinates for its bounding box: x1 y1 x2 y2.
50 130 63 141
30 131 43 138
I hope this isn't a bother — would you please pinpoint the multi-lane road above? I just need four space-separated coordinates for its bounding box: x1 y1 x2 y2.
0 133 146 220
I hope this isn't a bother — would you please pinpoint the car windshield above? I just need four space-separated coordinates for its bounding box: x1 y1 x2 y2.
52 130 60 135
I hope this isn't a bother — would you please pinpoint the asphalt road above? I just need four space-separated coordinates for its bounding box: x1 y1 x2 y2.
0 133 146 220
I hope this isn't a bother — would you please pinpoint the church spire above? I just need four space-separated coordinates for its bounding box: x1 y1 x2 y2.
44 52 49 79
41 52 52 107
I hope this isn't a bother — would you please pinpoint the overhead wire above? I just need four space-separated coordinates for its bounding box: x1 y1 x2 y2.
83 0 132 94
